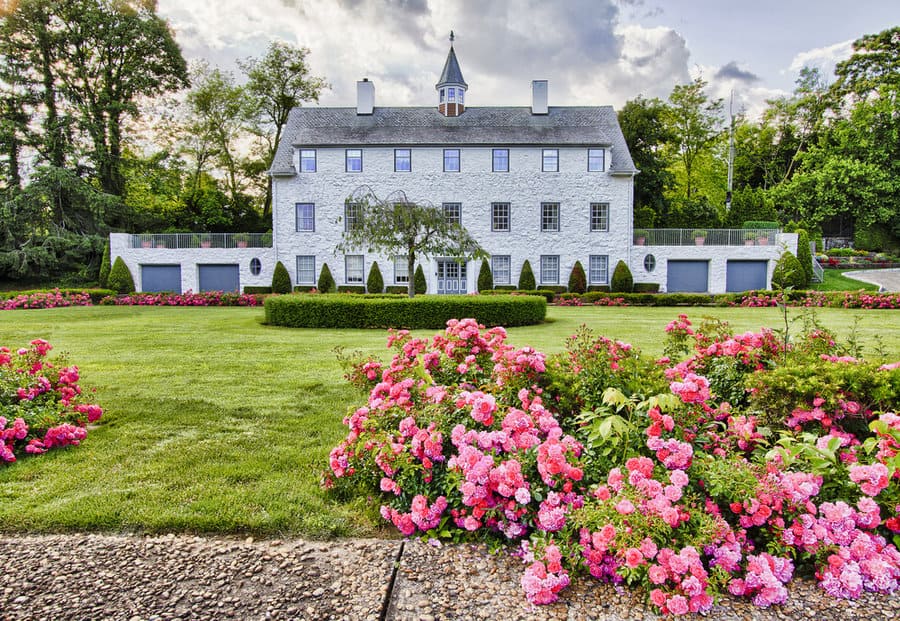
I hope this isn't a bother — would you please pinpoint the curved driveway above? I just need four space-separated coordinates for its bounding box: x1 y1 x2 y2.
842 268 900 292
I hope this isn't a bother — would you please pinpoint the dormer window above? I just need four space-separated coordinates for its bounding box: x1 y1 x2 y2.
458 90 464 104
448 87 456 102
440 88 445 103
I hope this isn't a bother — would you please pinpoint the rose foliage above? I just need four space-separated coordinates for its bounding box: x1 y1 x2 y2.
1 340 103 462
326 316 900 614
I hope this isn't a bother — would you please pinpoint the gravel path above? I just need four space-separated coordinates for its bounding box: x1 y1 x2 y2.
2 534 899 620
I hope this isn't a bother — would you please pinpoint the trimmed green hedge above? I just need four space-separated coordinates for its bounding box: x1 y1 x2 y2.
293 285 317 293
244 286 273 294
264 294 547 329
337 285 367 294
633 283 661 293
386 285 410 295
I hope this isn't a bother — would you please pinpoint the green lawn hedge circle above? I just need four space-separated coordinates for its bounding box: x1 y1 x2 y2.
264 294 547 329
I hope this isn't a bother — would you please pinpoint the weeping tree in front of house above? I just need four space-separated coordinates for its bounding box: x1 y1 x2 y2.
336 187 485 298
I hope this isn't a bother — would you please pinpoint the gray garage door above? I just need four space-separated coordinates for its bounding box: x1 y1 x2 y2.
726 260 768 292
198 264 240 292
141 265 181 293
667 260 709 293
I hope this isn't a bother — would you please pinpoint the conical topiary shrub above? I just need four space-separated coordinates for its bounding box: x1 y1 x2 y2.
107 256 135 294
414 264 427 295
477 260 493 292
518 260 535 290
271 260 292 294
771 251 805 290
367 261 384 293
796 229 813 288
568 260 587 294
318 263 336 293
99 240 111 288
610 260 633 293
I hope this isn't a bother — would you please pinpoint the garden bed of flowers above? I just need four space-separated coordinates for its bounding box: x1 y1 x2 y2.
1 339 102 463
736 291 900 309
326 316 900 615
0 289 263 310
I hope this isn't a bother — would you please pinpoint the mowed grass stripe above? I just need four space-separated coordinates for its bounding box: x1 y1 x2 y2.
0 305 897 536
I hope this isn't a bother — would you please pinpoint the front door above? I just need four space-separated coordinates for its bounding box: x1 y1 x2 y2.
437 259 467 294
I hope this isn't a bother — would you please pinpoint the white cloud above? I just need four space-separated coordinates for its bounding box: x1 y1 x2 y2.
788 39 854 75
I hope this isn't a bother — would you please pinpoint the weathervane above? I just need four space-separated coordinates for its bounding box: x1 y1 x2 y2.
450 30 455 44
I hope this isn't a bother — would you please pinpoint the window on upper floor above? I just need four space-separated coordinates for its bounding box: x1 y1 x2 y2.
542 149 558 172
394 256 409 284
296 255 316 284
295 203 315 232
344 203 361 231
345 255 364 284
448 87 456 102
491 255 511 285
590 202 609 232
541 202 560 232
346 149 362 172
395 149 411 172
491 202 510 232
458 90 464 104
444 149 460 172
540 255 559 284
492 149 509 172
440 88 445 103
589 255 609 285
299 149 316 172
588 148 605 172
443 202 461 225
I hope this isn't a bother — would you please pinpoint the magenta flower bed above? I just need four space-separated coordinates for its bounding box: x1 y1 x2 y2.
1 339 103 463
326 317 900 614
98 291 262 306
737 291 900 309
1 290 94 310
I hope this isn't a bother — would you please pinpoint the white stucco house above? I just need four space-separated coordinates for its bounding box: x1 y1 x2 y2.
110 39 796 295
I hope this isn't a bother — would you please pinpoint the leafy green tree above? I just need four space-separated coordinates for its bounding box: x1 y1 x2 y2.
337 188 483 298
832 27 900 100
795 229 813 287
771 251 805 290
366 261 384 293
414 264 427 295
725 187 778 227
271 260 292 294
107 255 135 293
518 260 535 291
477 259 493 292
568 260 586 294
240 41 327 218
665 77 724 200
317 263 336 293
618 96 674 226
610 260 633 293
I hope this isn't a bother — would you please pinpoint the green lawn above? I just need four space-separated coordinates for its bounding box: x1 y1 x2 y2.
811 269 879 292
1 305 898 537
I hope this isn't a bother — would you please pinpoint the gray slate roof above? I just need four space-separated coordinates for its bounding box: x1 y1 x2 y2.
436 46 467 88
270 106 637 175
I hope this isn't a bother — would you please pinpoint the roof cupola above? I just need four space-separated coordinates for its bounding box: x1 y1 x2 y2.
436 31 467 117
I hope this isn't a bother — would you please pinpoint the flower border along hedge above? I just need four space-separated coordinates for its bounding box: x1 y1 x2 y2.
264 294 546 329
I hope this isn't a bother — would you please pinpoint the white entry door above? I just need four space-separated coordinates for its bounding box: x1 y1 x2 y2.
437 259 467 294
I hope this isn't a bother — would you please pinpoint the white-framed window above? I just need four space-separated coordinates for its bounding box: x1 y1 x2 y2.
395 149 411 172
491 202 510 232
345 149 362 172
448 87 456 102
588 148 605 172
542 149 558 172
590 202 609 232
492 149 509 172
443 202 461 225
295 203 315 232
296 255 315 284
541 202 560 232
589 255 609 284
299 149 316 172
492 255 511 285
540 255 559 284
345 255 364 284
458 89 464 104
440 88 445 103
444 148 460 172
394 256 409 283
344 203 361 231
250 258 262 276
644 254 656 273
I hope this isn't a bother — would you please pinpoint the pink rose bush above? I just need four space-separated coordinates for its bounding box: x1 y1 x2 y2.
1 339 102 462
327 315 900 614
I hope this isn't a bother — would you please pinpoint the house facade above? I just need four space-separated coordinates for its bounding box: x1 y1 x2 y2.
110 40 796 295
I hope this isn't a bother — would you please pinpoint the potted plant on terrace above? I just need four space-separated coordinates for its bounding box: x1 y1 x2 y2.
634 228 648 246
199 234 212 248
757 232 770 246
692 229 707 246
234 233 249 248
744 231 756 246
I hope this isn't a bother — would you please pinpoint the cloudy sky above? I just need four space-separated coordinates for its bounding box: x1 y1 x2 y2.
156 0 899 118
